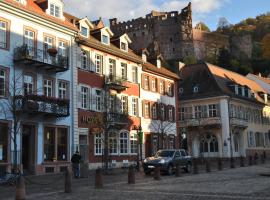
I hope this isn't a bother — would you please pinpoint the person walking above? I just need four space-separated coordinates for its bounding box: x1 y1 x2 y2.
71 151 81 178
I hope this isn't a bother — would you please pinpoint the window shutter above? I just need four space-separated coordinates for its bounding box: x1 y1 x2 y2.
171 83 174 97
86 51 91 71
141 74 145 89
77 48 82 69
102 55 105 75
77 85 82 108
156 103 160 120
164 104 168 121
142 100 145 117
172 106 176 122
128 96 132 115
156 78 160 93
88 88 92 110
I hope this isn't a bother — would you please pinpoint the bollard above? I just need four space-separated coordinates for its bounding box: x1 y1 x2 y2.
153 166 161 180
193 158 198 174
95 168 103 188
261 154 265 164
128 165 135 184
15 175 26 200
249 156 253 166
64 169 72 193
205 159 211 173
218 158 223 171
175 162 181 177
254 153 258 165
240 156 245 167
230 157 235 168
263 151 266 159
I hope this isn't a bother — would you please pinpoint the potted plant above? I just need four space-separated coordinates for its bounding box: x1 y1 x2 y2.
47 48 58 57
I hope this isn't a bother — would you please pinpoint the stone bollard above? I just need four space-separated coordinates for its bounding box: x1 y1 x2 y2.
230 157 235 168
64 169 72 193
128 165 135 184
153 166 161 180
254 153 258 165
95 168 103 188
175 162 181 177
218 158 223 171
240 156 245 167
193 158 198 174
205 159 211 173
249 156 253 166
15 175 26 200
261 154 265 164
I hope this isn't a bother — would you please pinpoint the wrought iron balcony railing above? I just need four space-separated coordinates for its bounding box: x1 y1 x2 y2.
107 112 129 124
13 45 69 72
15 95 70 117
105 74 128 91
180 116 221 128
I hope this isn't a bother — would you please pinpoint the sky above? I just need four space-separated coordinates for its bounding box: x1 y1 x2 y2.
64 0 270 31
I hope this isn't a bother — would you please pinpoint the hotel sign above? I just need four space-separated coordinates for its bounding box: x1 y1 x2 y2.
81 113 103 126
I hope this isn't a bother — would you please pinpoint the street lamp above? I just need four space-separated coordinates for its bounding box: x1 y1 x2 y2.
133 125 143 171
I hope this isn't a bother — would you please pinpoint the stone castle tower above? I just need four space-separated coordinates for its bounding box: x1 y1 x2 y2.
110 3 194 62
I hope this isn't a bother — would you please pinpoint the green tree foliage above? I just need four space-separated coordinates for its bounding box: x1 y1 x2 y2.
195 22 211 32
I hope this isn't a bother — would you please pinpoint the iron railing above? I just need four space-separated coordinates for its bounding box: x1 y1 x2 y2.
13 45 69 70
15 95 70 117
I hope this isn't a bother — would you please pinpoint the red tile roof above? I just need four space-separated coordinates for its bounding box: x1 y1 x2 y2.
143 62 179 80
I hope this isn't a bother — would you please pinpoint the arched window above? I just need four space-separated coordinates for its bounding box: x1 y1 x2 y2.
109 132 117 154
200 134 218 153
94 133 103 155
120 132 128 154
233 133 240 152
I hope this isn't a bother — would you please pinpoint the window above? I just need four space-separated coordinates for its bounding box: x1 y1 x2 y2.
144 102 150 118
144 76 149 90
95 90 101 111
167 83 173 96
79 134 88 161
179 107 185 121
151 78 157 92
43 79 53 97
44 127 68 162
121 42 127 51
102 35 109 44
95 54 102 74
255 132 264 147
233 133 240 152
109 94 116 112
0 123 8 162
160 105 165 120
121 96 128 114
81 86 89 109
152 136 158 155
58 81 68 99
209 104 219 117
109 132 117 154
131 67 138 83
44 127 55 161
160 80 165 94
24 74 34 95
57 128 68 161
200 134 219 153
50 4 60 18
44 36 54 60
121 63 127 80
0 20 7 48
132 97 138 116
0 69 6 97
168 107 173 121
58 41 67 57
193 86 199 93
152 103 157 119
81 50 88 70
81 26 88 37
120 132 128 154
95 133 103 155
179 87 184 94
194 105 202 119
109 59 116 76
130 133 137 154
24 29 35 55
184 107 193 119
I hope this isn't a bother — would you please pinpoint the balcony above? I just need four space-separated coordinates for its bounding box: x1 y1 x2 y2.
180 117 221 129
230 117 248 129
105 75 127 91
13 45 69 73
107 112 129 125
15 95 70 117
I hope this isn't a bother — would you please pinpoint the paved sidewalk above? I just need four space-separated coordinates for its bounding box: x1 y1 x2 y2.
2 161 270 200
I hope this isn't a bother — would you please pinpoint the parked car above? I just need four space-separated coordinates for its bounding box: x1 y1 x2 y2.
143 149 192 175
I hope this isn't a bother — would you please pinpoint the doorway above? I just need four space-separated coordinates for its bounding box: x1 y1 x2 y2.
22 125 36 175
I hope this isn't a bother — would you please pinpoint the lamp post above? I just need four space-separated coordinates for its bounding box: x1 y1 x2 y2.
133 125 143 171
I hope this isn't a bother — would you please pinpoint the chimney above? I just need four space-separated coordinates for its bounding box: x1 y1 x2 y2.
156 58 161 68
258 73 262 77
179 62 185 71
142 52 147 63
264 93 268 104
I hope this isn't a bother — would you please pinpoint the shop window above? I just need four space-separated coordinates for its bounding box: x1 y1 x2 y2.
0 123 8 162
44 127 55 161
57 128 67 161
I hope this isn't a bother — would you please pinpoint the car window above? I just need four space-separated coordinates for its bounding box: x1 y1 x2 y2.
155 150 174 157
174 151 180 157
180 150 187 156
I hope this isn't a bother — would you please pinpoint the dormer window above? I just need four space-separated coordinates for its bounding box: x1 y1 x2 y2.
102 35 109 45
121 42 128 51
50 4 60 18
81 26 88 37
193 86 199 93
179 87 184 94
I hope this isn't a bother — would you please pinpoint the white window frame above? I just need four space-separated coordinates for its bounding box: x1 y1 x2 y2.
58 41 67 57
119 132 128 154
95 54 102 74
0 69 6 97
94 133 103 155
0 20 7 48
121 95 128 114
102 35 109 45
80 26 89 38
95 89 102 111
144 76 149 90
24 74 34 95
168 107 173 121
109 58 116 76
152 104 157 119
43 79 53 97
130 132 137 154
58 81 67 99
50 3 60 18
81 86 89 109
152 78 156 92
109 132 118 155
160 80 164 94
132 97 138 116
209 104 219 118
121 63 127 80
120 42 127 51
131 66 138 83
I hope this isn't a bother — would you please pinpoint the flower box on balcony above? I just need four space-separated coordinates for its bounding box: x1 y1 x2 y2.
47 48 58 56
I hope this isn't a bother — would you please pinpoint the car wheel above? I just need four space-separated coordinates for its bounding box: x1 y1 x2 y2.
167 165 173 175
185 162 191 173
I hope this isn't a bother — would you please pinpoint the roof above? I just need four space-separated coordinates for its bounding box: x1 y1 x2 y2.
247 73 270 85
180 62 267 104
143 62 179 80
75 35 143 64
3 0 78 31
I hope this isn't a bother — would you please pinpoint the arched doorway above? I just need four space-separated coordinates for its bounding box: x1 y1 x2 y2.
199 133 219 157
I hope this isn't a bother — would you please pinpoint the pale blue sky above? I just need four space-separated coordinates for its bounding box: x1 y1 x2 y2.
65 0 270 31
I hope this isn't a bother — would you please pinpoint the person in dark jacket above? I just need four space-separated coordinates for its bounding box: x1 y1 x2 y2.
71 151 81 178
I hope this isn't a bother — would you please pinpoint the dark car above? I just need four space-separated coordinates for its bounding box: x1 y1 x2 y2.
142 149 192 175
